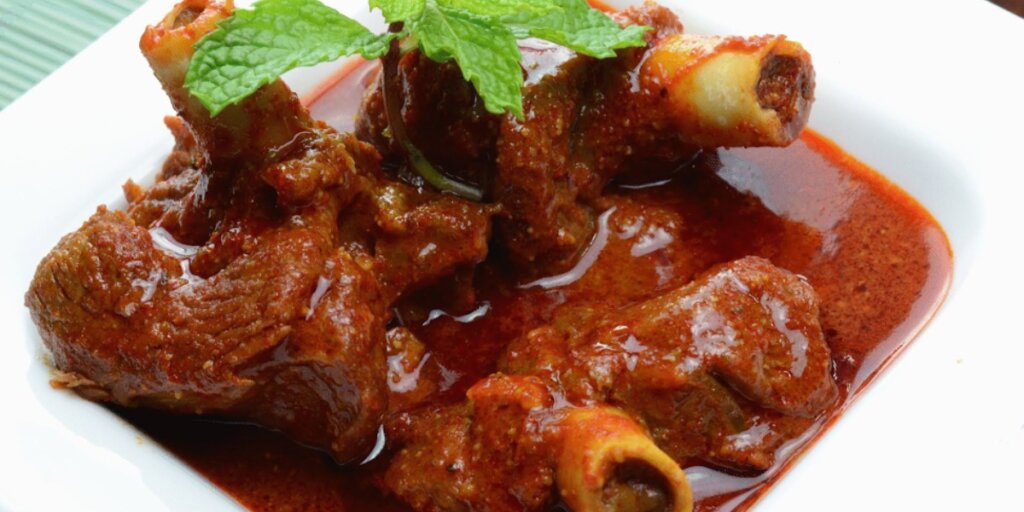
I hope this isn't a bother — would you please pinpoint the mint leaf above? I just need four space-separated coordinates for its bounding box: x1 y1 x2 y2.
411 1 524 118
185 0 648 119
371 0 425 22
185 0 392 116
435 0 555 18
505 0 649 58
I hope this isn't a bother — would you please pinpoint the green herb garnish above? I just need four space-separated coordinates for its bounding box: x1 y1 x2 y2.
184 0 649 197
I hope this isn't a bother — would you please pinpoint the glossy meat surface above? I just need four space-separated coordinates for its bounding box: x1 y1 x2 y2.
27 124 391 461
357 3 813 276
338 175 495 304
118 127 950 512
380 257 836 509
28 107 492 466
25 0 493 464
504 256 837 471
386 375 691 512
357 3 683 274
21 1 863 510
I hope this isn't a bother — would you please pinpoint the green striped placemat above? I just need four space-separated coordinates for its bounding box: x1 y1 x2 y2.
0 0 146 109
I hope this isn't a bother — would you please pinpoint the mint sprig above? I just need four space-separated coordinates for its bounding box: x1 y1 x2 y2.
184 0 650 119
413 3 524 117
184 0 395 116
370 0 425 22
505 0 652 58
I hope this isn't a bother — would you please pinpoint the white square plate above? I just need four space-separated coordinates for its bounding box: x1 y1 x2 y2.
1 1 1022 510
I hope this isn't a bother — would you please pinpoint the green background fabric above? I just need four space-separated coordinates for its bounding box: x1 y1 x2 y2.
0 0 145 109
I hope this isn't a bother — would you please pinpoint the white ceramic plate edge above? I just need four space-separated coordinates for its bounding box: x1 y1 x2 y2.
1 1 1022 510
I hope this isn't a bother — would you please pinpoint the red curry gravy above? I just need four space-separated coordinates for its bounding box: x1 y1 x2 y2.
118 56 952 511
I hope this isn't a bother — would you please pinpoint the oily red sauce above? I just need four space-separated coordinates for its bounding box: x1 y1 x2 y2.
119 60 952 511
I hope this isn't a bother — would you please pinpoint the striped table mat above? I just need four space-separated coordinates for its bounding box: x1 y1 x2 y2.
0 0 145 109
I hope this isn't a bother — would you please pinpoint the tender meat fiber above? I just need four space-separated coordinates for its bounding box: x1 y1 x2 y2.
24 2 842 509
502 256 838 471
28 118 390 459
123 116 204 231
357 3 692 274
339 178 495 304
26 102 497 461
494 51 596 274
22 0 506 464
382 258 837 510
385 375 561 512
356 53 499 189
27 0 494 461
